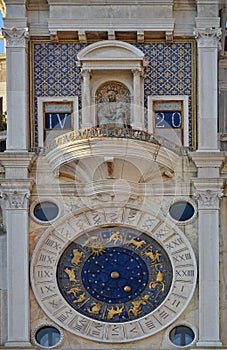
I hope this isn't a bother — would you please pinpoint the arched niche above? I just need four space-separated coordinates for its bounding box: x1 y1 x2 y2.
77 40 145 130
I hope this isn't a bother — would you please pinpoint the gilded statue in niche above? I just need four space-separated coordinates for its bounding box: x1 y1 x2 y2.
96 81 130 127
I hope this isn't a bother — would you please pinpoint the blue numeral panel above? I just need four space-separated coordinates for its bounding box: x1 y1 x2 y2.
155 112 182 128
45 113 72 129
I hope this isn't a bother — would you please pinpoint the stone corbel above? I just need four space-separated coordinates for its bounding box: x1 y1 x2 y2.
194 27 222 48
50 31 59 43
165 31 173 43
2 26 29 48
137 31 144 43
108 30 116 40
78 30 87 43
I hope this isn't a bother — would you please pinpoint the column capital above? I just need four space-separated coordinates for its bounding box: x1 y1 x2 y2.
1 190 29 209
131 68 142 75
193 179 224 209
2 27 29 48
81 68 91 76
0 179 33 210
194 27 222 48
194 189 223 209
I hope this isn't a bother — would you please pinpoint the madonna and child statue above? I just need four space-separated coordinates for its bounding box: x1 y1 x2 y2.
96 82 130 128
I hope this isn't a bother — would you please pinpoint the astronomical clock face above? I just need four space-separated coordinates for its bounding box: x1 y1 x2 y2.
31 207 197 343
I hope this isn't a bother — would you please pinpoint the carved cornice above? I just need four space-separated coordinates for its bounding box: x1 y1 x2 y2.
1 27 29 48
194 27 222 48
189 152 225 169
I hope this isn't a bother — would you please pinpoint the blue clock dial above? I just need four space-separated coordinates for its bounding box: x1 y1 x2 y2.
82 247 149 303
57 227 173 323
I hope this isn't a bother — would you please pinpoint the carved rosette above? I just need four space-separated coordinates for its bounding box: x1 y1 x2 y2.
2 27 29 48
194 28 222 48
1 190 30 209
194 189 223 210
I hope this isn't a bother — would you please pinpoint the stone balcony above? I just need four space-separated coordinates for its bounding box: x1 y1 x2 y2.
45 126 184 188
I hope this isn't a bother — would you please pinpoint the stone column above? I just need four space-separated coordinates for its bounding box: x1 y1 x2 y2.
2 27 29 152
194 28 222 151
193 179 224 347
81 69 91 128
0 152 34 347
1 182 33 347
132 69 143 129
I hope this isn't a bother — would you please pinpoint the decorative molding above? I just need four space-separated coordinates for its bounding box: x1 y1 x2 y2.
189 152 225 169
194 27 222 48
2 27 29 48
1 190 30 209
47 18 175 34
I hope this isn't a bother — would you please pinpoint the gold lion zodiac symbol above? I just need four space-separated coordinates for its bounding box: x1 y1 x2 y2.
107 306 124 320
128 238 146 249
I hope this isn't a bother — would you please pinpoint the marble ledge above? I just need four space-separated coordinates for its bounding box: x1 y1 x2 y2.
1 348 227 350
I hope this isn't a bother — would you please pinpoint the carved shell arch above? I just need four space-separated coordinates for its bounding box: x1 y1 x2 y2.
96 81 131 105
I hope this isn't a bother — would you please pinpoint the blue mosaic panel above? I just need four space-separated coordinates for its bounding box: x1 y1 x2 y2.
136 42 194 147
33 42 85 145
33 41 194 148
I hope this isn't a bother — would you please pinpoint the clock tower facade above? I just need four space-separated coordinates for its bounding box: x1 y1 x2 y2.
0 1 227 350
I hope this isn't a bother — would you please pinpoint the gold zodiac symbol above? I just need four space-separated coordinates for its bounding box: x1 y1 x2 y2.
71 249 84 266
67 287 82 296
107 306 124 320
128 295 149 317
108 231 123 245
64 268 79 283
87 302 102 315
73 292 86 304
83 235 105 255
128 238 146 249
149 271 165 292
142 249 161 264
82 236 98 247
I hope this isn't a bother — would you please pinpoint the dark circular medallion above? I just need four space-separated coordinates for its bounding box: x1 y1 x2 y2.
81 247 149 303
169 201 195 222
57 227 173 323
